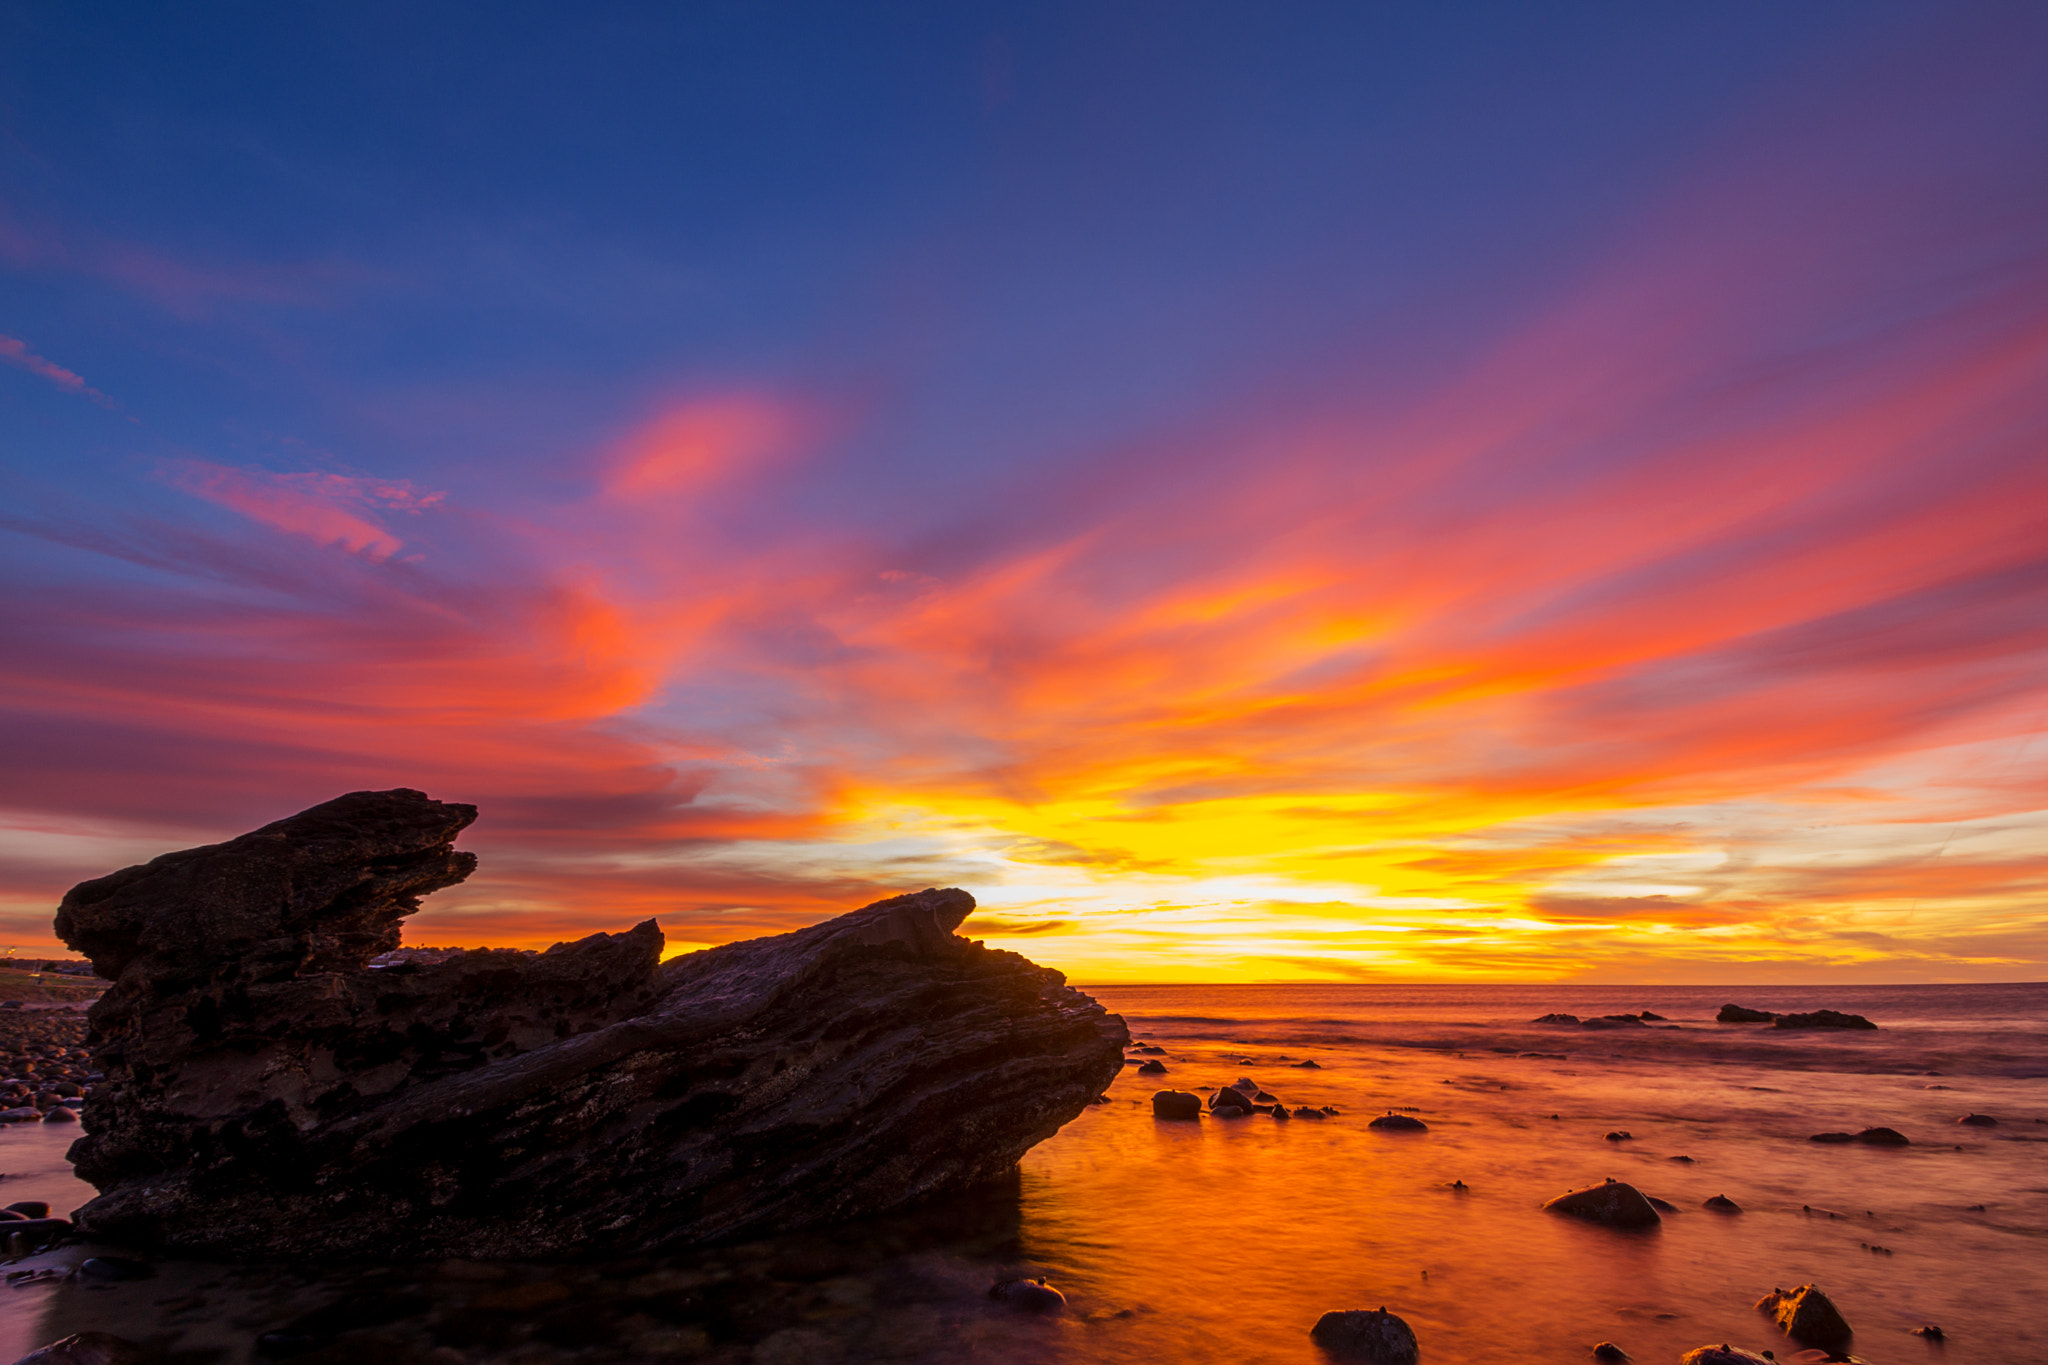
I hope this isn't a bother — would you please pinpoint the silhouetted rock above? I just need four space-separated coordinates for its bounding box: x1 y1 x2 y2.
1137 1059 1168 1074
1309 1308 1419 1363
1958 1113 1997 1126
1211 1085 1259 1113
1678 1347 1774 1365
1542 1180 1661 1228
1773 1009 1875 1030
1756 1283 1851 1350
1293 1058 1322 1068
989 1277 1066 1313
1152 1090 1202 1121
1716 1004 1776 1023
55 789 1127 1260
1604 1130 1633 1142
1292 1106 1327 1119
1854 1126 1910 1146
8 1334 147 1365
1636 1011 1666 1021
1368 1113 1428 1132
1703 1194 1741 1213
1809 1131 1854 1144
1590 1344 1630 1363
1532 1013 1580 1024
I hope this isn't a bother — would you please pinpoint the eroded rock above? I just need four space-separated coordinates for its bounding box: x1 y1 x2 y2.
1542 1179 1661 1228
1772 1009 1876 1030
1716 1004 1776 1023
57 789 1128 1259
1309 1308 1419 1364
1679 1347 1773 1365
1757 1283 1852 1350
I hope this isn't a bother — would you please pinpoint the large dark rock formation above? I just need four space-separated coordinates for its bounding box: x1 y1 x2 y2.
54 789 1127 1260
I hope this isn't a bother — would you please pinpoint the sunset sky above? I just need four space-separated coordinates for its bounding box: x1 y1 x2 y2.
3 4 2045 982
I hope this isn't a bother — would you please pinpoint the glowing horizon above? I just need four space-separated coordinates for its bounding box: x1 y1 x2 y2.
2 6 2045 982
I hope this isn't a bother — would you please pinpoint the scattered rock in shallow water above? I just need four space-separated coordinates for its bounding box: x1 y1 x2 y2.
1716 1004 1776 1023
1914 1325 1945 1339
1604 1130 1633 1142
78 1257 153 1281
1590 1344 1630 1362
1272 1103 1291 1121
1703 1194 1741 1213
1134 1044 1166 1054
1151 1090 1202 1121
1809 1131 1854 1144
4 1202 50 1219
1769 1010 1875 1031
1533 1013 1580 1024
0 1108 41 1123
1368 1113 1428 1132
989 1277 1066 1313
1756 1283 1851 1350
1645 1195 1678 1213
1309 1307 1419 1364
1668 1155 1695 1163
40 1107 76 1124
1637 1011 1667 1021
1854 1127 1909 1146
1293 1106 1327 1119
8 1334 147 1365
1136 1059 1168 1074
1542 1180 1661 1228
1212 1086 1259 1113
1293 1058 1321 1067
1213 1105 1250 1119
1957 1113 1997 1126
1679 1347 1774 1365
1254 1090 1279 1102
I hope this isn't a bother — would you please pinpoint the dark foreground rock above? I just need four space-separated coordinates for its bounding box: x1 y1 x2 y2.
1309 1308 1419 1364
1756 1283 1852 1350
1772 1009 1876 1030
55 789 1127 1260
1716 1004 1777 1023
1152 1089 1202 1120
1542 1179 1661 1228
9 1335 146 1365
1679 1348 1774 1365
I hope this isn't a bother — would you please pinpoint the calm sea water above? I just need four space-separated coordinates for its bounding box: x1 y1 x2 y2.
3 982 2043 1363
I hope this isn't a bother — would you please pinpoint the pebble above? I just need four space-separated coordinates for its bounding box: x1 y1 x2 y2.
1702 1195 1741 1213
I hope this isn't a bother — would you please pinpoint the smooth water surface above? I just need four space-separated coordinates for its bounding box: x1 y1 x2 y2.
2 983 2042 1363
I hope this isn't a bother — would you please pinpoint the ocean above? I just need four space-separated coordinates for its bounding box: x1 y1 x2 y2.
3 982 2043 1363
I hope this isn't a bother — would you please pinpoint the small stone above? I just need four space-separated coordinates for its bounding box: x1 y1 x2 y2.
1957 1114 1997 1126
1211 1086 1258 1112
1853 1127 1909 1146
1913 1325 1945 1339
1678 1347 1774 1365
1293 1058 1322 1068
1668 1155 1695 1163
1212 1105 1250 1119
1136 1059 1168 1074
989 1277 1065 1313
1808 1131 1854 1144
1368 1113 1428 1132
1532 1013 1580 1024
1292 1106 1327 1119
1254 1090 1279 1102
1151 1090 1202 1121
1604 1130 1632 1142
1309 1307 1419 1364
1271 1104 1291 1121
1637 1011 1667 1021
41 1108 77 1124
1756 1283 1851 1350
1591 1344 1630 1362
1702 1195 1741 1213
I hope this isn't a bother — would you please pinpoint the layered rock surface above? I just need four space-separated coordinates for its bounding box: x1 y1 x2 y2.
55 789 1128 1260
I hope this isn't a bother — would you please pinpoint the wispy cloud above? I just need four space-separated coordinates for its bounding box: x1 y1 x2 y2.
0 333 114 406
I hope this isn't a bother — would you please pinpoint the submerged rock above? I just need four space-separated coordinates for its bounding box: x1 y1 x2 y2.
1773 1009 1876 1030
1854 1126 1910 1146
1958 1113 1998 1127
1756 1283 1852 1350
55 789 1127 1260
1542 1180 1661 1228
1702 1194 1742 1213
1368 1112 1428 1132
1137 1059 1168 1074
1309 1308 1419 1364
1716 1004 1776 1023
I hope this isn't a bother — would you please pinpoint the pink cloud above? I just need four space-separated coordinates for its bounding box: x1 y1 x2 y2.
161 461 445 561
0 333 113 406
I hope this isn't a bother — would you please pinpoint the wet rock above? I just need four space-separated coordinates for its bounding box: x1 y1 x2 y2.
1773 1009 1876 1030
4 1219 74 1248
1542 1180 1661 1228
1152 1090 1203 1121
4 1202 50 1219
1136 1059 1168 1074
1668 1155 1695 1163
1253 1090 1279 1102
1645 1195 1678 1213
1211 1086 1259 1113
1702 1194 1741 1213
8 1334 147 1365
41 1107 77 1124
1853 1127 1909 1146
1809 1131 1855 1144
1586 1014 1646 1028
989 1277 1066 1312
1716 1004 1776 1023
0 1108 40 1123
1532 1013 1580 1024
1756 1283 1851 1350
1368 1113 1428 1132
1604 1130 1633 1142
1590 1344 1630 1362
1309 1307 1419 1364
56 789 1127 1259
1293 1058 1322 1068
1292 1106 1327 1119
1913 1325 1945 1339
1957 1113 1997 1126
77 1256 153 1281
1636 1011 1666 1021
1212 1105 1250 1119
1134 1044 1166 1054
1271 1104 1291 1121
1678 1347 1774 1365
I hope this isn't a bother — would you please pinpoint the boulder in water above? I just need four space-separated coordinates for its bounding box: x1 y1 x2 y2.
1756 1283 1851 1350
1958 1113 1997 1127
1854 1126 1910 1146
1211 1085 1259 1113
54 789 1127 1260
1152 1090 1202 1121
1532 1013 1580 1024
1773 1009 1876 1030
1590 1345 1630 1363
1678 1348 1774 1365
1542 1180 1661 1228
1136 1059 1168 1074
1702 1194 1741 1213
1309 1308 1419 1364
1716 1004 1776 1023
1368 1113 1428 1132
